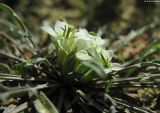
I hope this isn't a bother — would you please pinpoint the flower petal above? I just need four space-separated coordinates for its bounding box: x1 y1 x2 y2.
101 49 113 61
54 20 68 35
76 50 92 60
41 25 56 37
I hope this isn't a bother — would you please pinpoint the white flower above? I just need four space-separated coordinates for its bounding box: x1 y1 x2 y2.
42 20 114 78
73 29 93 50
73 28 107 51
110 63 123 71
75 29 94 41
95 37 106 48
75 28 106 48
42 20 69 38
101 49 113 61
104 63 123 74
76 50 92 60
42 21 107 52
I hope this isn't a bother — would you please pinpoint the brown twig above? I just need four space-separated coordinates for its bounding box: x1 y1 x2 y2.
114 98 155 113
0 73 54 83
76 90 109 113
0 51 27 62
112 73 160 83
12 102 28 113
112 81 160 88
0 31 24 53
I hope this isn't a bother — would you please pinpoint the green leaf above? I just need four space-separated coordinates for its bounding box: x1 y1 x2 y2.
62 49 77 74
0 3 36 48
105 80 112 93
80 60 105 81
100 50 113 68
16 62 34 76
139 42 160 61
65 27 71 39
0 3 26 31
116 60 160 73
34 58 51 67
0 63 11 73
88 31 97 36
29 90 59 113
0 84 48 100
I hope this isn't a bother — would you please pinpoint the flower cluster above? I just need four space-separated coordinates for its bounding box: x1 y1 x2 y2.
42 21 117 82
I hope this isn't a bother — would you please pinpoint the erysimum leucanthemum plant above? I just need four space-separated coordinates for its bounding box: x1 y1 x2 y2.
42 20 116 82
